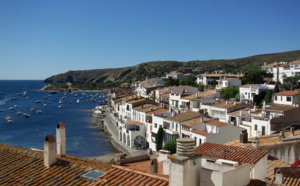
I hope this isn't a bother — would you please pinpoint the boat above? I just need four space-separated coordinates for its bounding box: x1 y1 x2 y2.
22 113 30 118
9 107 14 110
0 109 4 112
16 111 22 115
36 110 42 114
7 119 13 123
30 107 35 112
58 105 62 109
35 100 41 103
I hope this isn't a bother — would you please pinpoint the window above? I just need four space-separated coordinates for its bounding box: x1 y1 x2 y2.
287 96 292 102
199 138 202 145
154 123 157 128
275 96 277 101
254 124 257 131
262 126 265 135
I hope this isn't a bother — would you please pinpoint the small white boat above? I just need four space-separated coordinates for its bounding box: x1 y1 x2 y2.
58 105 62 109
35 100 41 103
7 119 13 123
36 110 42 114
22 113 30 118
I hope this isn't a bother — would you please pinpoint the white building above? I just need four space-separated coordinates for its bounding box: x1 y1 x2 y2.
194 142 268 182
240 91 300 137
215 78 241 90
239 84 270 103
196 73 243 86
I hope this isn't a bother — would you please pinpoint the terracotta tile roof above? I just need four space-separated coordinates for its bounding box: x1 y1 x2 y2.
265 104 298 112
200 73 243 78
211 101 241 109
207 119 228 127
124 121 144 125
194 142 268 164
165 111 200 122
180 116 210 127
267 156 290 181
240 84 261 88
289 59 300 65
89 165 169 186
0 144 112 185
191 129 209 136
120 160 164 175
146 108 168 115
271 167 300 186
226 129 300 148
274 91 299 96
180 94 196 100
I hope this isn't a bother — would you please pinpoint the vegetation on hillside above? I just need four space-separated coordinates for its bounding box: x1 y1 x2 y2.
43 50 300 90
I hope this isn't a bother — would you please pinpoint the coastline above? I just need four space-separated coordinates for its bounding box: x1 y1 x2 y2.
91 107 148 158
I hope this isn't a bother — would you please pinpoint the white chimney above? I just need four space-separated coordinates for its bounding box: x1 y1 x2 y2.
56 122 66 157
44 135 56 168
290 127 295 137
275 169 284 185
169 138 200 186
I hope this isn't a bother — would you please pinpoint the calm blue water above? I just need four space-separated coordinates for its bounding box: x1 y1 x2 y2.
0 80 116 157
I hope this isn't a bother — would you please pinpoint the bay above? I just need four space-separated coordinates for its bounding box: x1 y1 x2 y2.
0 80 116 157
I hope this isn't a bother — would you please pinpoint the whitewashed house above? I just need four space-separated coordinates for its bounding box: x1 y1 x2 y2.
194 142 268 182
196 73 243 86
215 78 241 90
188 91 220 112
241 91 300 137
208 101 250 123
239 84 270 103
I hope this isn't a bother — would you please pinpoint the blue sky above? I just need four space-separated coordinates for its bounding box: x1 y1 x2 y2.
0 0 299 80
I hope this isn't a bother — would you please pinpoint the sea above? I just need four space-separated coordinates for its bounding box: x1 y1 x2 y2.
0 80 116 157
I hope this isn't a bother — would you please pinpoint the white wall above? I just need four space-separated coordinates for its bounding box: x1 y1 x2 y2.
251 155 268 181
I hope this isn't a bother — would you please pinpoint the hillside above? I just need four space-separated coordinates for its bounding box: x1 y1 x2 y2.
44 50 300 84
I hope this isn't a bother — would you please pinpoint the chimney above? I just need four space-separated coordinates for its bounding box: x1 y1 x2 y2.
169 138 199 186
252 137 259 148
147 148 153 156
56 122 66 157
176 138 195 157
275 168 284 185
226 100 228 105
290 127 295 137
279 131 285 142
234 101 236 105
240 129 248 143
200 117 203 123
44 135 56 168
150 159 158 173
115 154 121 165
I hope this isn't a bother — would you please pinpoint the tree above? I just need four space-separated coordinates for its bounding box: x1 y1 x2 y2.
164 77 179 87
155 126 164 151
163 140 176 154
179 76 196 86
242 69 267 84
198 83 206 92
219 86 239 99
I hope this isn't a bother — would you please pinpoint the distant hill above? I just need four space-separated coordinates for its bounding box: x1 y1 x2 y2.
44 50 300 84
